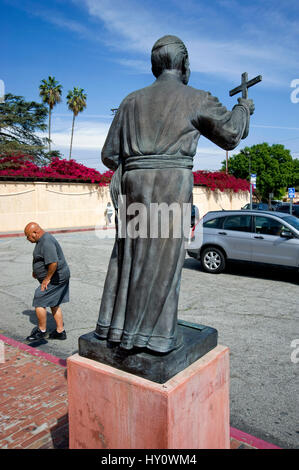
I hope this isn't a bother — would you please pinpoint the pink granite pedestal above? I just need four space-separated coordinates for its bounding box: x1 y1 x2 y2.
67 345 230 449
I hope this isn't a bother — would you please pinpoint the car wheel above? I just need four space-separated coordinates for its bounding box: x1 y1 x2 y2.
200 247 226 274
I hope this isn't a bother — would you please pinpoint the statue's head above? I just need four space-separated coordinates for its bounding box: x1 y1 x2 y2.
151 35 190 84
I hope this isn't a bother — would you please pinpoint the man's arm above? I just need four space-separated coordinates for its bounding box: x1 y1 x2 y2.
41 236 59 291
41 262 57 291
193 92 254 151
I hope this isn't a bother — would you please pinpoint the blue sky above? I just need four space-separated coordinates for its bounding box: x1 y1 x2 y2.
2 0 299 172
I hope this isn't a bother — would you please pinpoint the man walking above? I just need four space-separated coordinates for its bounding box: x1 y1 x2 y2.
24 222 70 341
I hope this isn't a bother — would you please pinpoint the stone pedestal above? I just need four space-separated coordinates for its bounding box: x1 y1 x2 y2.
67 345 230 449
78 320 218 383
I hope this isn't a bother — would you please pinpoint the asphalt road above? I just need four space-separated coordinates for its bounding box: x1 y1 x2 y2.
0 230 298 449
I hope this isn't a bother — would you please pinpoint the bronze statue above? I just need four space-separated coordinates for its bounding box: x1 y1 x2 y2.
94 35 255 354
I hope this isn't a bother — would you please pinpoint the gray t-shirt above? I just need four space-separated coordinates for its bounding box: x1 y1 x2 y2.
33 233 70 284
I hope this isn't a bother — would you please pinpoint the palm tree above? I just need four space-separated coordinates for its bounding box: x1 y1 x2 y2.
66 87 87 160
39 76 62 153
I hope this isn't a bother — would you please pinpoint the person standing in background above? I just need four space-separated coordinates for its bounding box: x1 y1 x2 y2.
104 202 114 227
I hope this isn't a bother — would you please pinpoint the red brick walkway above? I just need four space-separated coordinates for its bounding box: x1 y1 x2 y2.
0 339 68 449
0 335 280 450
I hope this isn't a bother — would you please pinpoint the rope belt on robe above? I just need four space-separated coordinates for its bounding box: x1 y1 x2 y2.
109 154 193 212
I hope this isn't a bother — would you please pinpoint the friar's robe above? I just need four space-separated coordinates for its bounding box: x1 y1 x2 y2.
96 72 250 353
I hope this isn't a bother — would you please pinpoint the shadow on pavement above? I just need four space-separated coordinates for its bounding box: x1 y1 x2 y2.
22 309 57 329
23 338 49 348
183 257 298 285
21 309 58 347
49 414 69 449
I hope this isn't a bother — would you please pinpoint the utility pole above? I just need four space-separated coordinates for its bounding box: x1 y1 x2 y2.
246 150 253 209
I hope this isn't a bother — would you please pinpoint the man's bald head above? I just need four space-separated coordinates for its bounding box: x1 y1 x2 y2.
24 222 45 243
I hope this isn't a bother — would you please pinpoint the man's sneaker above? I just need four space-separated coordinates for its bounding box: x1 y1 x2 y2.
26 326 47 342
49 329 67 340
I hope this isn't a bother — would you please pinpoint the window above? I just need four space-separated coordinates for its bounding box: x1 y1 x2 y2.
292 206 299 217
222 215 252 232
281 215 299 231
255 216 286 236
278 205 290 213
203 217 222 229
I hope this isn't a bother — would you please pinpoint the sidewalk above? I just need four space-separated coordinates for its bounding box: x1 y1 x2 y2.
0 336 68 449
0 335 280 450
0 225 115 239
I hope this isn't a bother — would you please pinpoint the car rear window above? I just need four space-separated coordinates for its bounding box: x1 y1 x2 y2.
203 217 223 228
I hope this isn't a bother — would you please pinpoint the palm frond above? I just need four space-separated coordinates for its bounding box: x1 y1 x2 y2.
66 87 87 116
39 76 63 108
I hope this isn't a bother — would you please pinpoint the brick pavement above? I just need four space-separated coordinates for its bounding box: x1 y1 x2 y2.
0 335 279 450
0 339 68 449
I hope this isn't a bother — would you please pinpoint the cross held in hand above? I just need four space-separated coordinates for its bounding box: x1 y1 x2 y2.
229 72 262 99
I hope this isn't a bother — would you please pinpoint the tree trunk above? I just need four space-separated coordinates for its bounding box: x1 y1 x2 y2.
48 106 51 154
69 114 75 160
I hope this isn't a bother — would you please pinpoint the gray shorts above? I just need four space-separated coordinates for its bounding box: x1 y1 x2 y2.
32 280 70 308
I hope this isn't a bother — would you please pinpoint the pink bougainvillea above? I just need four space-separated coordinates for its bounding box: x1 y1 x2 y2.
0 154 250 192
0 154 113 186
193 170 250 193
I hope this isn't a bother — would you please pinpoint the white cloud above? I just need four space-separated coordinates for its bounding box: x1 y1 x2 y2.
80 0 162 52
10 0 299 86
77 0 299 86
196 146 224 157
186 40 281 84
55 113 112 119
51 121 111 150
17 0 299 163
116 59 150 74
38 119 111 156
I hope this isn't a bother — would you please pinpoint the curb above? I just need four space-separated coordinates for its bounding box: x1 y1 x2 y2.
0 226 116 239
0 334 67 367
230 426 281 450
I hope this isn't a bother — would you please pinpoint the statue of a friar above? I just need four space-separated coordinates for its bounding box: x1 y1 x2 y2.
94 35 255 353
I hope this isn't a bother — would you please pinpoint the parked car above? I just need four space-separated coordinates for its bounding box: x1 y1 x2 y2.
187 209 299 274
274 203 299 218
271 200 283 209
241 202 269 210
191 204 199 228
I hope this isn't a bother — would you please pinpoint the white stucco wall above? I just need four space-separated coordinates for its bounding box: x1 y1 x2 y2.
0 181 249 233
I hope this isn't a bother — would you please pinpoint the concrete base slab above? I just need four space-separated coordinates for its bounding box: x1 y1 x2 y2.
67 345 230 449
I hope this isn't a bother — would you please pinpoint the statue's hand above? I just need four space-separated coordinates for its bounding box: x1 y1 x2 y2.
238 98 255 115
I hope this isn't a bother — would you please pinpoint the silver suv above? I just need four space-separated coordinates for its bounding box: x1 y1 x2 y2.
187 210 299 274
